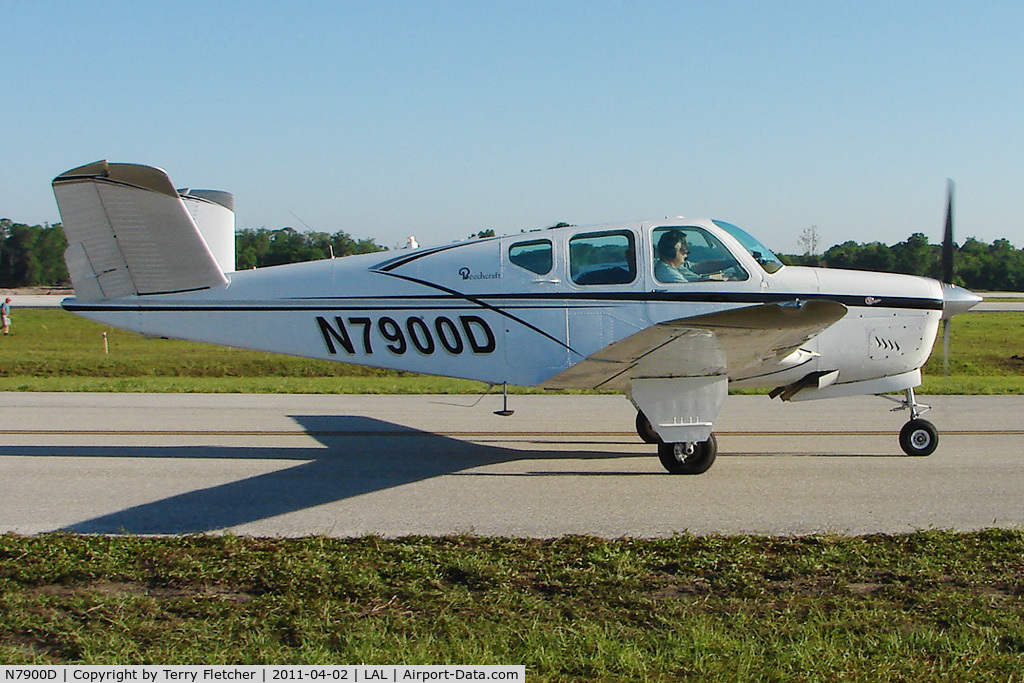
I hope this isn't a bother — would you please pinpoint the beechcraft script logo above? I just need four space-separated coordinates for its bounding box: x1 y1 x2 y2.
459 267 501 281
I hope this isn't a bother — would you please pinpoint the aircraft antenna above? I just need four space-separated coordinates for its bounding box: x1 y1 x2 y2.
494 382 515 417
289 210 316 232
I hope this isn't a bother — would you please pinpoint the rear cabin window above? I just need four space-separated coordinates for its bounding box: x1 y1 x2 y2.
569 230 637 285
508 239 553 275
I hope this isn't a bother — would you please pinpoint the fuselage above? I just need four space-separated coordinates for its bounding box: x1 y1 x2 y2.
64 219 945 393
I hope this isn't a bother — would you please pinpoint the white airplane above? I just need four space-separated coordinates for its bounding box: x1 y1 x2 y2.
52 161 982 474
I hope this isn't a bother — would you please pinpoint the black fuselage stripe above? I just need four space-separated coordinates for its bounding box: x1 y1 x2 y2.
373 271 584 357
63 294 942 313
64 304 593 312
282 291 940 308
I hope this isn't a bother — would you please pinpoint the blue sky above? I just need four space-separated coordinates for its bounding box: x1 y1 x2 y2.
3 1 1023 253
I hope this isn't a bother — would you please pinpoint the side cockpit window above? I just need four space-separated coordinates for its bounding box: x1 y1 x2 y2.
652 226 748 284
509 239 553 275
570 230 636 285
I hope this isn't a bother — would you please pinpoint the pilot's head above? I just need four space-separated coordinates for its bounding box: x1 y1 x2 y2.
657 230 688 263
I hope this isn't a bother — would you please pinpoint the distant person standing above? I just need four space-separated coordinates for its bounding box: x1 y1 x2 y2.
1 298 10 335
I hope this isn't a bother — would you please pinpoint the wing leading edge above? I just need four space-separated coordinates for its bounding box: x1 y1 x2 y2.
542 300 848 391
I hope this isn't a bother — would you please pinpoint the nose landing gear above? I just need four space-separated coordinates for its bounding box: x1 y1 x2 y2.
884 387 939 457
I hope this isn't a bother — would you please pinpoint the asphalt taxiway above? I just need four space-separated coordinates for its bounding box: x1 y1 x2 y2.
1 392 1021 537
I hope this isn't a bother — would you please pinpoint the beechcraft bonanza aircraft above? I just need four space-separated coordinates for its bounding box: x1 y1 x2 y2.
52 161 983 474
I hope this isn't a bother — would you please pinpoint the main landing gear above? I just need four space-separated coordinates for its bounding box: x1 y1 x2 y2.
635 411 661 444
658 435 718 475
636 410 718 474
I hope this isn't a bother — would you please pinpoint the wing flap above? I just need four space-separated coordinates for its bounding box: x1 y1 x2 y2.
542 300 847 390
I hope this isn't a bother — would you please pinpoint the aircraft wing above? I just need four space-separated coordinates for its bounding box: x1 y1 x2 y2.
542 300 847 390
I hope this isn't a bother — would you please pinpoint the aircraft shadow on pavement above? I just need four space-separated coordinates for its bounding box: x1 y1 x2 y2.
1 416 623 534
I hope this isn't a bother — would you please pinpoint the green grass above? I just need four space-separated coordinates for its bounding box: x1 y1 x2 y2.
919 312 1024 393
0 309 493 393
1 531 1022 678
922 312 1024 375
0 309 1022 393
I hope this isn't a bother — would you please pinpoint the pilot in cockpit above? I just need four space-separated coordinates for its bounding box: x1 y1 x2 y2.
654 230 701 283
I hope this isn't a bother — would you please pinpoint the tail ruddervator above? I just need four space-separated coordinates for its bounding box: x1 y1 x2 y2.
53 160 233 301
52 161 982 474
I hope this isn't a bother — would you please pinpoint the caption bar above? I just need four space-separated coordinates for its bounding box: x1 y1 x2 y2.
0 667 524 682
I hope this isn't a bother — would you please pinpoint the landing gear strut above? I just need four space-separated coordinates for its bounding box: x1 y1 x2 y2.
883 387 939 457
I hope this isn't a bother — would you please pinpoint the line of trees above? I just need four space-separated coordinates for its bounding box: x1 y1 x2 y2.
0 220 385 288
2 217 1023 291
0 219 69 287
778 232 1024 291
234 227 384 270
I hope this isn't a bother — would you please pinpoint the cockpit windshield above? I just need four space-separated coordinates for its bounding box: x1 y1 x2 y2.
712 220 785 273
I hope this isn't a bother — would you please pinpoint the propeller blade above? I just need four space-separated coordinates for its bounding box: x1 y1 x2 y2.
941 180 956 373
943 318 950 376
942 179 955 284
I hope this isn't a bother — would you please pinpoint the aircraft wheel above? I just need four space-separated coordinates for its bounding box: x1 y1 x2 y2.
635 411 661 444
658 434 717 474
899 419 939 457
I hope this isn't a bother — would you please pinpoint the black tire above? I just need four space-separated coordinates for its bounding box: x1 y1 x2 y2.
635 411 661 444
899 418 939 456
658 434 718 474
